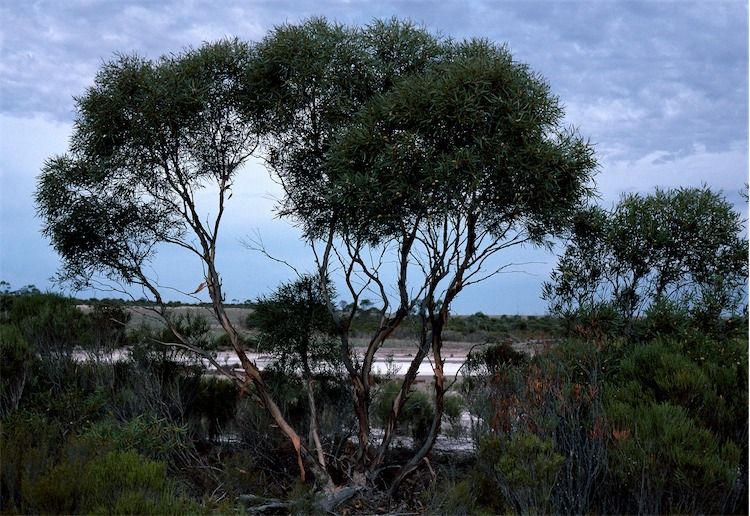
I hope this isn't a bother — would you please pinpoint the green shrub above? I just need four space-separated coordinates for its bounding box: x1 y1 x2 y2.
3 415 200 515
0 324 35 416
613 336 748 442
425 478 478 515
0 412 63 513
478 433 564 514
219 448 277 499
80 416 189 464
443 393 464 439
373 382 435 444
466 342 527 376
84 302 131 350
213 331 250 350
81 450 199 515
189 375 239 440
607 401 739 514
25 449 199 515
128 313 214 367
8 293 85 357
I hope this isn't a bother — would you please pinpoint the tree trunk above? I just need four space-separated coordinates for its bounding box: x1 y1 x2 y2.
387 324 446 496
370 319 431 471
301 358 336 492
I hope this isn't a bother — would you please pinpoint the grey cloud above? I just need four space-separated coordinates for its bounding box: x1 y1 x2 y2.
4 0 746 160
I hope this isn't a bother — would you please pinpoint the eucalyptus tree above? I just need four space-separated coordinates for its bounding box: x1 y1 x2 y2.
35 40 334 487
544 187 748 335
252 18 597 491
328 40 596 490
37 18 599 497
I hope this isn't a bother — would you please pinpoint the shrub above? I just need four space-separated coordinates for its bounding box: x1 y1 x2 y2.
2 413 200 515
607 400 740 514
443 393 464 439
25 449 199 515
80 416 190 464
466 342 527 376
0 324 35 416
478 433 564 514
0 412 63 513
84 302 131 350
8 293 85 358
81 450 199 514
601 334 748 513
613 336 748 442
373 382 435 444
425 477 478 515
189 375 239 441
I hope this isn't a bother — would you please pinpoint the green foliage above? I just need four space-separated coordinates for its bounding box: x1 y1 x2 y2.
1 406 200 514
466 341 528 375
425 478 480 515
545 187 748 339
128 313 212 369
461 342 529 438
84 302 131 350
611 335 748 443
7 292 85 358
478 433 564 514
249 18 446 240
0 324 35 415
189 376 239 440
464 339 611 514
373 382 435 444
218 450 269 499
36 39 258 289
607 401 740 514
80 416 190 464
284 479 323 515
213 331 249 350
442 313 561 343
326 39 595 245
0 412 62 513
22 446 198 515
248 275 339 375
442 394 465 439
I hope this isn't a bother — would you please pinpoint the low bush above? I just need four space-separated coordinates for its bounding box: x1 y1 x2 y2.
1 412 200 514
0 324 35 416
188 375 239 441
607 400 740 514
478 433 564 514
373 382 435 444
25 448 199 515
443 393 464 439
424 477 478 515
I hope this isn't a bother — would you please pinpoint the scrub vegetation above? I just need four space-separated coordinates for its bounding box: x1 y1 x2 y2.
5 16 746 515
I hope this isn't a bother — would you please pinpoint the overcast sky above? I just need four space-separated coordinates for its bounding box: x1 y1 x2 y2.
0 0 747 314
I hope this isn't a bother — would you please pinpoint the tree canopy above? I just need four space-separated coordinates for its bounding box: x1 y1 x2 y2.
544 187 748 332
325 39 595 243
37 40 259 292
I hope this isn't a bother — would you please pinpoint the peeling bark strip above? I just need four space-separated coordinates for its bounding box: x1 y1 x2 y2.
291 434 305 482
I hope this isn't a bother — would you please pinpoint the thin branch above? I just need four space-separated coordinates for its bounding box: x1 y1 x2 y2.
445 342 485 392
242 230 303 278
